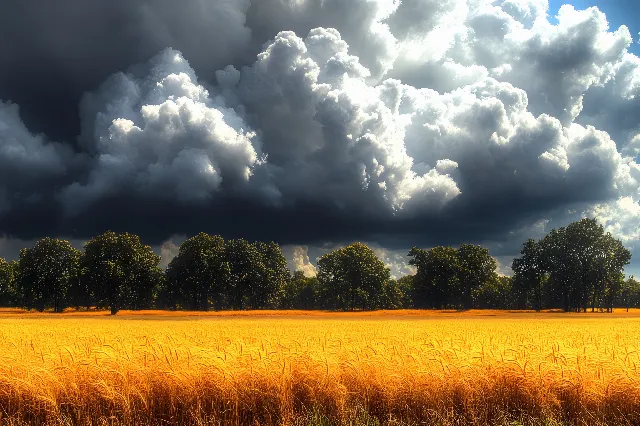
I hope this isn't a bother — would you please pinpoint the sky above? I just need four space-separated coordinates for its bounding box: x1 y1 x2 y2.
0 0 639 278
549 0 640 55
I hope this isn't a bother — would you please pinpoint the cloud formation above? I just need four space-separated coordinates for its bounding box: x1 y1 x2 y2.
0 102 79 215
64 49 269 212
0 0 639 274
282 245 318 277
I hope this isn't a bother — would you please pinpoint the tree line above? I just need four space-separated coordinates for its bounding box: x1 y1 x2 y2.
0 219 635 313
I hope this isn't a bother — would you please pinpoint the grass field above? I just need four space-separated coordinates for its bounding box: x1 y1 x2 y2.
0 310 639 425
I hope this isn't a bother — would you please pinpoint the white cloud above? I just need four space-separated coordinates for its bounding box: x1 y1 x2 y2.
62 49 275 213
232 28 462 216
155 235 188 269
282 245 318 277
584 197 640 244
370 245 416 279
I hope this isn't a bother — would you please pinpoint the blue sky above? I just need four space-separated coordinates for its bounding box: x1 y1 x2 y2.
549 0 640 54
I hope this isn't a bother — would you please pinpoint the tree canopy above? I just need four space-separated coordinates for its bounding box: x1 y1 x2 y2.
0 258 17 306
409 244 498 309
512 218 631 312
165 235 289 311
16 238 82 312
317 243 390 311
0 218 634 313
165 233 228 311
83 231 163 315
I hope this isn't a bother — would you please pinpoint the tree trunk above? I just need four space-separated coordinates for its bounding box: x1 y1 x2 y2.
110 304 119 315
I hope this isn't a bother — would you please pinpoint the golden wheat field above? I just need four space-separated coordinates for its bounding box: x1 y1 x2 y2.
1 310 640 425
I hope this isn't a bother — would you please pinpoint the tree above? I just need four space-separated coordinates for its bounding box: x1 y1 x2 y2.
512 218 631 312
616 276 640 311
298 276 319 309
537 227 572 310
457 244 498 309
254 241 290 309
224 239 267 310
0 259 17 306
409 246 460 309
16 238 82 312
70 266 95 310
511 239 544 310
281 271 318 310
600 237 631 312
395 275 416 308
83 231 162 315
380 280 405 309
165 233 228 311
473 275 513 309
317 243 389 311
379 275 415 309
565 219 608 312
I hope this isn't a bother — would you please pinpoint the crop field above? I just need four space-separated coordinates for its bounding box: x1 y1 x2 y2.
1 310 639 425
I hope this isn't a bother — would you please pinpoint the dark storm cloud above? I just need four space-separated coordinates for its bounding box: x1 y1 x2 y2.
0 0 253 142
0 0 639 275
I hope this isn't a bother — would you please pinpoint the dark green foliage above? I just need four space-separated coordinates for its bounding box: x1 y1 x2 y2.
165 233 228 311
457 244 498 309
615 276 640 311
83 231 162 315
281 271 319 309
473 275 513 309
16 238 82 312
512 218 632 312
409 246 461 309
380 277 413 309
0 218 633 313
165 237 289 311
511 239 544 310
0 259 17 306
224 239 283 310
395 275 415 307
253 241 290 309
317 243 390 311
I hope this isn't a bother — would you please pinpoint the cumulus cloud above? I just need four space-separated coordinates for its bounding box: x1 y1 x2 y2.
245 0 400 81
0 0 254 142
282 245 318 277
580 52 640 151
370 245 416 279
157 236 186 269
0 102 78 213
584 197 640 244
62 49 273 212
0 0 639 275
230 28 461 216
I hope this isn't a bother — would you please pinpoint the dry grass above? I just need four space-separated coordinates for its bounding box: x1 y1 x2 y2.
0 311 639 425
